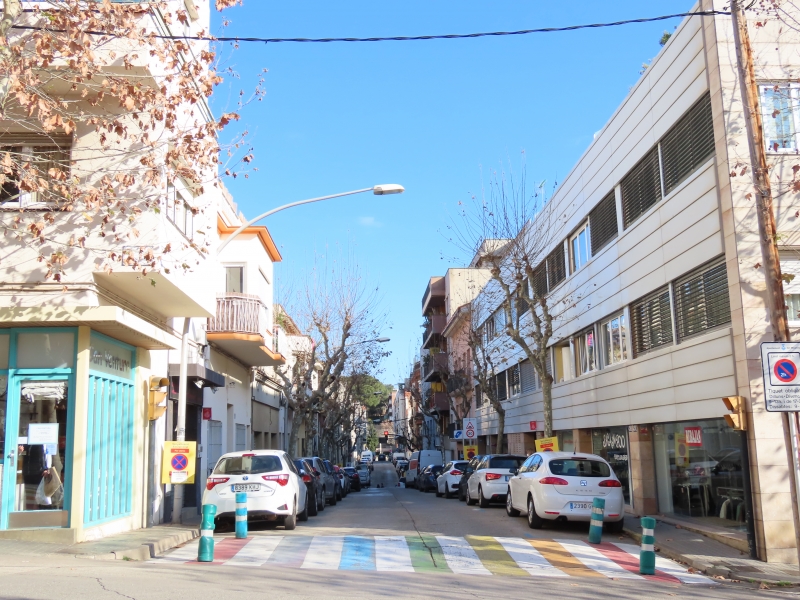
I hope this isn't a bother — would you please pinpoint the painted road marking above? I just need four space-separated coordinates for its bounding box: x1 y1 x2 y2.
225 536 283 567
527 539 605 577
435 535 492 575
301 535 345 570
494 537 568 577
466 536 528 577
265 535 313 568
340 536 375 571
612 542 714 585
593 542 681 584
555 539 643 580
374 536 414 572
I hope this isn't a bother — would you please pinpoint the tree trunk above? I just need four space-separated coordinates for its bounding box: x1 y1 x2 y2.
542 377 553 438
0 0 21 42
287 410 304 457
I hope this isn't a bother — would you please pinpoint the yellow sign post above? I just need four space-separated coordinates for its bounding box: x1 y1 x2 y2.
161 441 196 485
535 436 559 452
463 444 479 460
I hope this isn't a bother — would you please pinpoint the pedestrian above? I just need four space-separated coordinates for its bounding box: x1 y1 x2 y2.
20 444 50 509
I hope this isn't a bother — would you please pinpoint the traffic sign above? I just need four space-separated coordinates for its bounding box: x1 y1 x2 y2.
453 430 464 439
171 454 188 471
161 441 196 484
463 418 477 440
761 343 800 411
463 444 478 460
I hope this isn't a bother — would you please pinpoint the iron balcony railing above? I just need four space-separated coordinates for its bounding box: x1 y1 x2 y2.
207 293 276 352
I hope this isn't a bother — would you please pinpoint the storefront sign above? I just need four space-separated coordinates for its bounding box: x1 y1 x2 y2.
28 423 59 445
761 342 800 411
535 436 559 452
602 431 627 450
463 444 479 460
684 426 703 447
161 441 196 485
529 421 537 431
89 335 133 380
202 407 212 420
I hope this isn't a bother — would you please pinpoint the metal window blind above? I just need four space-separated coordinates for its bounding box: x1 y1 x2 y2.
474 385 482 407
509 363 520 388
520 359 536 392
532 263 548 298
544 350 552 382
674 258 731 341
621 147 662 229
589 191 618 254
495 371 507 401
517 282 531 315
547 244 566 289
631 286 673 356
661 93 715 195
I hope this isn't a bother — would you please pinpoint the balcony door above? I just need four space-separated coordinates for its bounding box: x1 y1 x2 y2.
225 267 243 294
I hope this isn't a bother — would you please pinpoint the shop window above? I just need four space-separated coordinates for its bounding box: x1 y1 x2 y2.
570 221 590 274
760 83 800 153
621 146 662 229
546 243 566 289
602 312 628 367
674 258 731 342
661 93 715 194
589 191 618 255
591 427 630 504
631 286 673 356
16 332 75 369
575 328 597 375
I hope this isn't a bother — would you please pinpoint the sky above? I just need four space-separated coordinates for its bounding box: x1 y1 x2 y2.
209 1 695 386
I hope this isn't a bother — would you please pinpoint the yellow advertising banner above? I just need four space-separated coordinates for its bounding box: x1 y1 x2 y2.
535 436 559 452
161 441 196 485
463 444 479 460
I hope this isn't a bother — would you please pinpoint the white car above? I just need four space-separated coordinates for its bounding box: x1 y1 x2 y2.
204 450 308 530
506 451 625 532
436 460 469 499
466 454 526 507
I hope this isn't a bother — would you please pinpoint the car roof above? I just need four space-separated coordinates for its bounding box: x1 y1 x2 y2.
537 451 607 461
219 449 285 459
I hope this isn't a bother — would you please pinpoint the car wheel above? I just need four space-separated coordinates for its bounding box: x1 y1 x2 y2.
298 496 309 522
336 485 342 501
308 490 318 517
605 518 625 533
466 485 477 506
444 485 453 499
284 499 298 531
478 486 491 508
527 495 544 529
435 484 442 498
318 489 325 512
458 485 466 502
506 489 520 517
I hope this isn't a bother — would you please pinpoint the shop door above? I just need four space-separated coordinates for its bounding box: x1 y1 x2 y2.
1 377 70 529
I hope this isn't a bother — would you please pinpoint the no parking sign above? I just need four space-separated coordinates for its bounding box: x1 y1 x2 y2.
161 441 197 484
761 342 800 411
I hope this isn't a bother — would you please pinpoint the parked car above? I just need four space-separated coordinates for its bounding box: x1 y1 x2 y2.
299 456 338 506
392 451 406 464
323 460 344 500
406 450 442 489
506 451 625 532
436 460 469 498
466 454 526 508
204 450 308 530
343 466 362 491
356 463 371 487
395 460 409 477
333 465 349 497
418 464 444 493
293 458 322 516
360 450 374 463
457 455 484 501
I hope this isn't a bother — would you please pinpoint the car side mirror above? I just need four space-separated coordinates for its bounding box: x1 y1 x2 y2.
509 468 518 476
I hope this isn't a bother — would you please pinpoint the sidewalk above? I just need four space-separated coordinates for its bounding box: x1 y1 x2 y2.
623 515 800 586
0 521 199 562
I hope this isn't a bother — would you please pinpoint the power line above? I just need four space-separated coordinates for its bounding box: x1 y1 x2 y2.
11 10 730 45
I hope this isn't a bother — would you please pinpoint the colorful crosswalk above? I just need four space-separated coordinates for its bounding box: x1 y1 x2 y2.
158 534 714 585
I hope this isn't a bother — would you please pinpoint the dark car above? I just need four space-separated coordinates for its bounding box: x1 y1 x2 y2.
343 466 362 491
458 455 484 501
293 458 322 516
418 464 444 493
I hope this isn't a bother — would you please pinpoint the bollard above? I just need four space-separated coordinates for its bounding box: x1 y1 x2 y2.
235 492 248 539
588 497 605 544
640 516 656 575
198 504 216 562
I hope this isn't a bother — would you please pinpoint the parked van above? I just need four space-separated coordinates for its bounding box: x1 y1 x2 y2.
360 450 374 463
392 451 406 464
406 450 442 489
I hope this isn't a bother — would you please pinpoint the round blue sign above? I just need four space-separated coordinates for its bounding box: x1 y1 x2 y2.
775 359 798 383
171 454 188 471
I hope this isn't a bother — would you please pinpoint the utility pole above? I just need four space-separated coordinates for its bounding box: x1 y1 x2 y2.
730 0 800 565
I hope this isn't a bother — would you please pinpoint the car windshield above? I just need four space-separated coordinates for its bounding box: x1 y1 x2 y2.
357 465 368 472
487 457 524 469
549 458 611 477
293 460 307 473
214 455 282 475
344 468 356 474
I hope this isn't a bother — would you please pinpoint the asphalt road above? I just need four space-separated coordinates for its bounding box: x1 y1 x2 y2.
0 464 783 599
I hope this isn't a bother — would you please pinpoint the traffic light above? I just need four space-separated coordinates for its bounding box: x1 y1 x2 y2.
148 376 169 420
722 396 747 431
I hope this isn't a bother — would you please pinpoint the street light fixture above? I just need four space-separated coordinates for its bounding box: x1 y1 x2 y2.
344 337 391 347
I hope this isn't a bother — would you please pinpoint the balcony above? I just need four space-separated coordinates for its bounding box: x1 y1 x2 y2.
426 390 449 412
421 276 446 315
422 314 447 350
421 352 448 383
206 293 285 367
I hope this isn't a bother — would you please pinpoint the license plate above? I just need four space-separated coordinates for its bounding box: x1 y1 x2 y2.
232 484 261 492
504 475 510 481
569 502 592 510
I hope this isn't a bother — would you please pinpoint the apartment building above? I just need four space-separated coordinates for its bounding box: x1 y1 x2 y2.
464 1 800 563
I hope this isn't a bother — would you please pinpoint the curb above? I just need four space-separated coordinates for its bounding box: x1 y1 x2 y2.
71 529 199 562
622 526 714 572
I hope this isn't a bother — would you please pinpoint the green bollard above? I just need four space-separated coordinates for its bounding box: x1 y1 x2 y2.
640 516 656 575
198 504 216 562
588 497 605 544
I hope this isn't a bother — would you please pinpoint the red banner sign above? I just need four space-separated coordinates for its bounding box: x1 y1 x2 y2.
685 426 702 447
202 407 212 420
529 420 537 431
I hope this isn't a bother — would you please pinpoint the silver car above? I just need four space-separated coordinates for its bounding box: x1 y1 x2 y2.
299 457 338 506
356 464 371 487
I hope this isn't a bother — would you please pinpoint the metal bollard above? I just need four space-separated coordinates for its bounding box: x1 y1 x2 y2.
235 492 248 539
588 497 605 544
198 504 216 562
640 516 656 575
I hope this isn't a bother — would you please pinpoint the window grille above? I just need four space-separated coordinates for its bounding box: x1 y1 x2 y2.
547 244 566 289
674 258 731 341
621 147 662 229
661 93 715 195
520 359 536 392
760 83 800 153
631 286 673 356
589 191 618 255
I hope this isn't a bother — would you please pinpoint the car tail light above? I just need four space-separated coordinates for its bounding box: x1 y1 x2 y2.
206 477 229 491
243 453 256 457
599 479 621 488
302 474 312 483
262 474 290 486
538 477 568 485
451 470 462 476
485 473 502 481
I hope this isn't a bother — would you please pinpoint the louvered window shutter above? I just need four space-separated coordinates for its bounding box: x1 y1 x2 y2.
496 371 507 401
520 360 536 393
589 191 618 255
546 244 566 289
661 93 715 195
674 258 731 341
621 147 662 229
532 264 548 298
631 286 673 356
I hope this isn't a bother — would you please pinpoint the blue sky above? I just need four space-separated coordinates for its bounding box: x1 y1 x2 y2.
210 1 694 386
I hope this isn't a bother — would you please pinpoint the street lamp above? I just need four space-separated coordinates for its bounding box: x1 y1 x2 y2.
344 337 390 347
217 185 405 252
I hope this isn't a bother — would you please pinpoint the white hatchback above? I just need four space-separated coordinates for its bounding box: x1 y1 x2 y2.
466 454 526 507
506 452 624 532
203 450 308 530
436 460 469 498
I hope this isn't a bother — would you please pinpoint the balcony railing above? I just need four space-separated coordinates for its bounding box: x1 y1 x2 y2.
422 314 447 349
421 352 448 381
207 293 275 352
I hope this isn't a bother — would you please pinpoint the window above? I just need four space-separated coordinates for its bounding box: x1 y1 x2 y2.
532 263 548 299
225 266 244 293
553 341 572 383
508 363 521 396
760 83 800 153
520 359 537 393
549 458 611 477
589 191 618 255
546 243 566 289
235 424 247 451
166 182 195 240
517 283 530 316
781 250 800 322
601 312 628 367
570 222 590 273
674 259 731 341
575 328 597 375
621 146 662 229
0 144 70 208
474 384 482 407
495 371 507 401
631 287 673 356
661 93 715 193
788 295 800 322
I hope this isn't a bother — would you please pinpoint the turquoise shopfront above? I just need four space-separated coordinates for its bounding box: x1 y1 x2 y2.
0 328 138 535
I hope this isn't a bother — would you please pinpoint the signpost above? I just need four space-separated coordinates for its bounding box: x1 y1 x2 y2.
463 418 477 440
761 342 800 411
161 441 197 485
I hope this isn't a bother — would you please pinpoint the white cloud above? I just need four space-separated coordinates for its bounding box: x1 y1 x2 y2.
358 216 382 227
